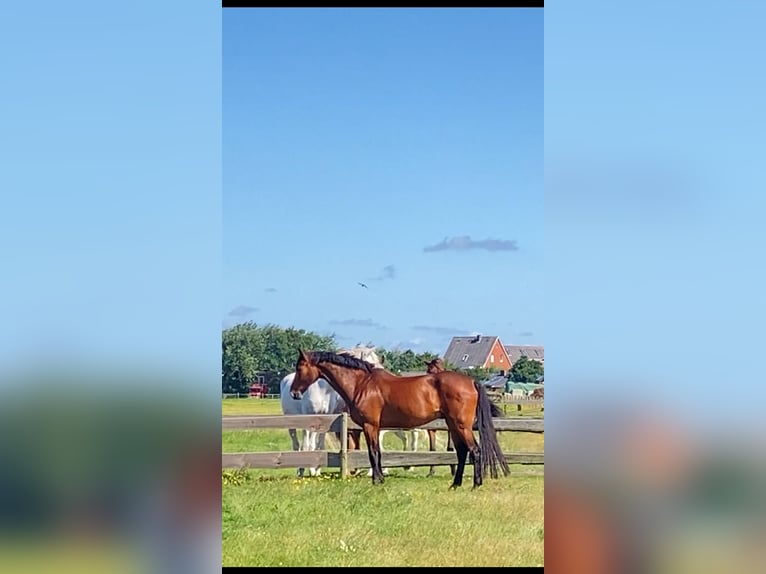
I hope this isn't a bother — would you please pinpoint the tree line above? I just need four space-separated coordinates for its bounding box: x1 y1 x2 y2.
222 322 543 394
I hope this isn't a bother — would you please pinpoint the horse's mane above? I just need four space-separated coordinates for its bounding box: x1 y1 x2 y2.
309 351 375 373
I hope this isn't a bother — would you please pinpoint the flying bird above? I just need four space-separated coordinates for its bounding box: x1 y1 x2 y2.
357 282 368 289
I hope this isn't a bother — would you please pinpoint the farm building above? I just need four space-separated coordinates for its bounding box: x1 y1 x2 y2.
504 345 544 364
481 374 508 390
443 335 512 371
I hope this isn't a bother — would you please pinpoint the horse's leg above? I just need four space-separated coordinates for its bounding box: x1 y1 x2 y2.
404 430 418 472
289 428 304 477
349 429 361 476
368 431 380 477
303 430 319 477
362 424 385 484
470 436 482 489
448 429 469 490
396 430 407 450
315 431 326 476
454 426 482 489
446 432 456 477
370 430 391 476
289 428 300 451
317 431 326 450
427 429 437 478
393 430 414 472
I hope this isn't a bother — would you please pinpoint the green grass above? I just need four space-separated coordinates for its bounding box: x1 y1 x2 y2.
222 398 544 566
222 398 284 416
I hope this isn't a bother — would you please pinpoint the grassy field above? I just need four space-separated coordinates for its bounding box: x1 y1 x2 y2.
222 398 544 567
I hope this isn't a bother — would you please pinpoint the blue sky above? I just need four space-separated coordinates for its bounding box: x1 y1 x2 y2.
2 0 765 435
223 8 543 355
0 1 221 377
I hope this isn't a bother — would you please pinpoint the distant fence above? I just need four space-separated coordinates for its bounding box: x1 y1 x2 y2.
222 413 543 477
222 393 280 400
498 398 544 414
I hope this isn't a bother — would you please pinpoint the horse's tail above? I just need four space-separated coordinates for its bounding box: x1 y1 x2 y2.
474 381 510 480
472 398 504 428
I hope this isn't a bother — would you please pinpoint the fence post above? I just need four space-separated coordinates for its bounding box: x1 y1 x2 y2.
340 412 349 479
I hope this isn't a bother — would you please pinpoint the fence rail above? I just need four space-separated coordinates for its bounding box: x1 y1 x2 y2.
222 413 544 477
223 415 543 433
222 394 543 405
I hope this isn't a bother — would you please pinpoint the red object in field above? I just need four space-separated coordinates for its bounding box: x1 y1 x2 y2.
249 375 268 398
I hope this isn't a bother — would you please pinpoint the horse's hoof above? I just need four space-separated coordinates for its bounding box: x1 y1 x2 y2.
449 484 461 490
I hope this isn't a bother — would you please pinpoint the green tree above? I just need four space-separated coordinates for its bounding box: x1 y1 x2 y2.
222 322 264 394
508 356 544 384
377 348 440 374
222 322 337 394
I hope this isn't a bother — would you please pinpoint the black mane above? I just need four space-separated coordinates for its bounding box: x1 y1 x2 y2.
309 351 375 373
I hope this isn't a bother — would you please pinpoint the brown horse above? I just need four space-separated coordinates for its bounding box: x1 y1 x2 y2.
424 358 445 373
290 350 509 488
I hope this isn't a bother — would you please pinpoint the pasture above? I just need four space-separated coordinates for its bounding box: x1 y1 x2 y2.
221 398 544 567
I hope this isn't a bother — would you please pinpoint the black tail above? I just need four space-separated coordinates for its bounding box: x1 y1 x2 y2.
474 381 510 480
472 397 504 428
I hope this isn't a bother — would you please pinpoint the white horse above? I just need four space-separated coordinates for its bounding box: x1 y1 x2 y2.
279 372 341 477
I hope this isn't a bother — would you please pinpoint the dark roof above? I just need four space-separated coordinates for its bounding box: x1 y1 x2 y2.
482 374 508 389
443 335 499 369
504 345 544 363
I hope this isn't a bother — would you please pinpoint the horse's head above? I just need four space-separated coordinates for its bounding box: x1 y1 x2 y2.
424 358 445 374
290 350 321 399
360 348 383 369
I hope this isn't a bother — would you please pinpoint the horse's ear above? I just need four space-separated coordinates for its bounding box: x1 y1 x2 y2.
299 349 309 361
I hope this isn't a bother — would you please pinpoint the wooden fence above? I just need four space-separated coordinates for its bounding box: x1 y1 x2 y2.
222 413 544 478
498 399 544 414
223 394 542 409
